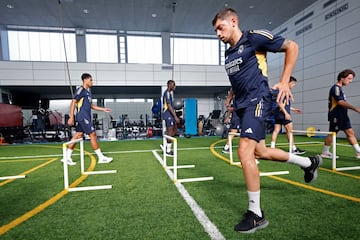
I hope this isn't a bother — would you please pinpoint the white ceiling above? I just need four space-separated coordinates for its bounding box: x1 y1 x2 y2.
0 0 318 101
0 0 317 34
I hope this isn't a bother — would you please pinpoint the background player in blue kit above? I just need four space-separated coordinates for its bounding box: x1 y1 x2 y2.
222 88 241 154
212 8 322 234
62 73 113 165
270 76 305 154
321 69 360 159
161 80 179 156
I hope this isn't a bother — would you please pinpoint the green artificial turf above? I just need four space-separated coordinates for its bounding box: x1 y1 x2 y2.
0 135 359 239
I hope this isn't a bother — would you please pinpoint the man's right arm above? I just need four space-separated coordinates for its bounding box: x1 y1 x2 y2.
278 102 291 120
67 99 77 126
273 39 298 105
225 88 234 108
168 104 179 123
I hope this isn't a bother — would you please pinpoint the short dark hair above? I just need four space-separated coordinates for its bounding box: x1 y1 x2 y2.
212 8 238 26
337 69 355 81
289 76 297 82
81 73 92 81
167 80 175 86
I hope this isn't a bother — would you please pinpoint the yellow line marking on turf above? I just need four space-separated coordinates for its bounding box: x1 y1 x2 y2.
321 167 360 180
0 158 57 187
0 158 56 163
0 149 97 236
268 175 360 202
210 139 360 203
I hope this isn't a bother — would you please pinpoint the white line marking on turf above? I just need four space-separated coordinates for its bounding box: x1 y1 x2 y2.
0 140 328 161
152 150 225 240
0 154 66 160
0 147 220 160
0 141 325 161
268 141 322 147
176 182 225 240
336 143 353 147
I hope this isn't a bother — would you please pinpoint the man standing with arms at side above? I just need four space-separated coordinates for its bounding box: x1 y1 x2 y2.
321 69 360 159
161 80 180 156
212 8 322 234
62 73 113 165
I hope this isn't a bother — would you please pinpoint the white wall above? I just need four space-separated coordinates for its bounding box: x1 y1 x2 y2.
0 61 228 87
268 0 360 137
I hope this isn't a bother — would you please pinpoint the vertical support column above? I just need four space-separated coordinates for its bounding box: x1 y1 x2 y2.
80 139 85 173
63 143 69 189
332 132 336 170
289 131 293 153
0 25 9 61
161 32 171 64
229 133 233 164
228 132 240 165
75 28 86 62
162 120 167 168
173 138 178 182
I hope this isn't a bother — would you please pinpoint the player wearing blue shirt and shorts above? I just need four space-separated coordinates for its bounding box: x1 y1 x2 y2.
62 73 113 165
270 76 305 155
212 8 322 234
161 80 179 156
222 88 241 153
321 69 360 159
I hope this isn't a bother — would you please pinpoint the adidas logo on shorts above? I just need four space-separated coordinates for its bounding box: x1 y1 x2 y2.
244 128 253 134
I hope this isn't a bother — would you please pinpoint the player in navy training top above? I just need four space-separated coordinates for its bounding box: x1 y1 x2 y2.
270 76 305 155
62 73 113 165
212 7 322 234
161 80 179 156
222 88 241 154
321 69 360 159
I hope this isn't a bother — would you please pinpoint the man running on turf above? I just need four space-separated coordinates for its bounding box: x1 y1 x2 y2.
212 8 322 234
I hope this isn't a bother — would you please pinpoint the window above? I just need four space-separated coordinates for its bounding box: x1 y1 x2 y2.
86 34 118 63
127 36 162 64
119 36 126 63
8 31 76 61
116 99 148 103
171 37 219 65
220 42 228 65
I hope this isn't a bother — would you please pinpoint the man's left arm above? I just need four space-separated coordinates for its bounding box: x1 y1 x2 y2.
337 100 360 113
92 104 112 113
273 39 299 105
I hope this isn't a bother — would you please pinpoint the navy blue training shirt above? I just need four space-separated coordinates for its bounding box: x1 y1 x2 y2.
224 30 285 110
